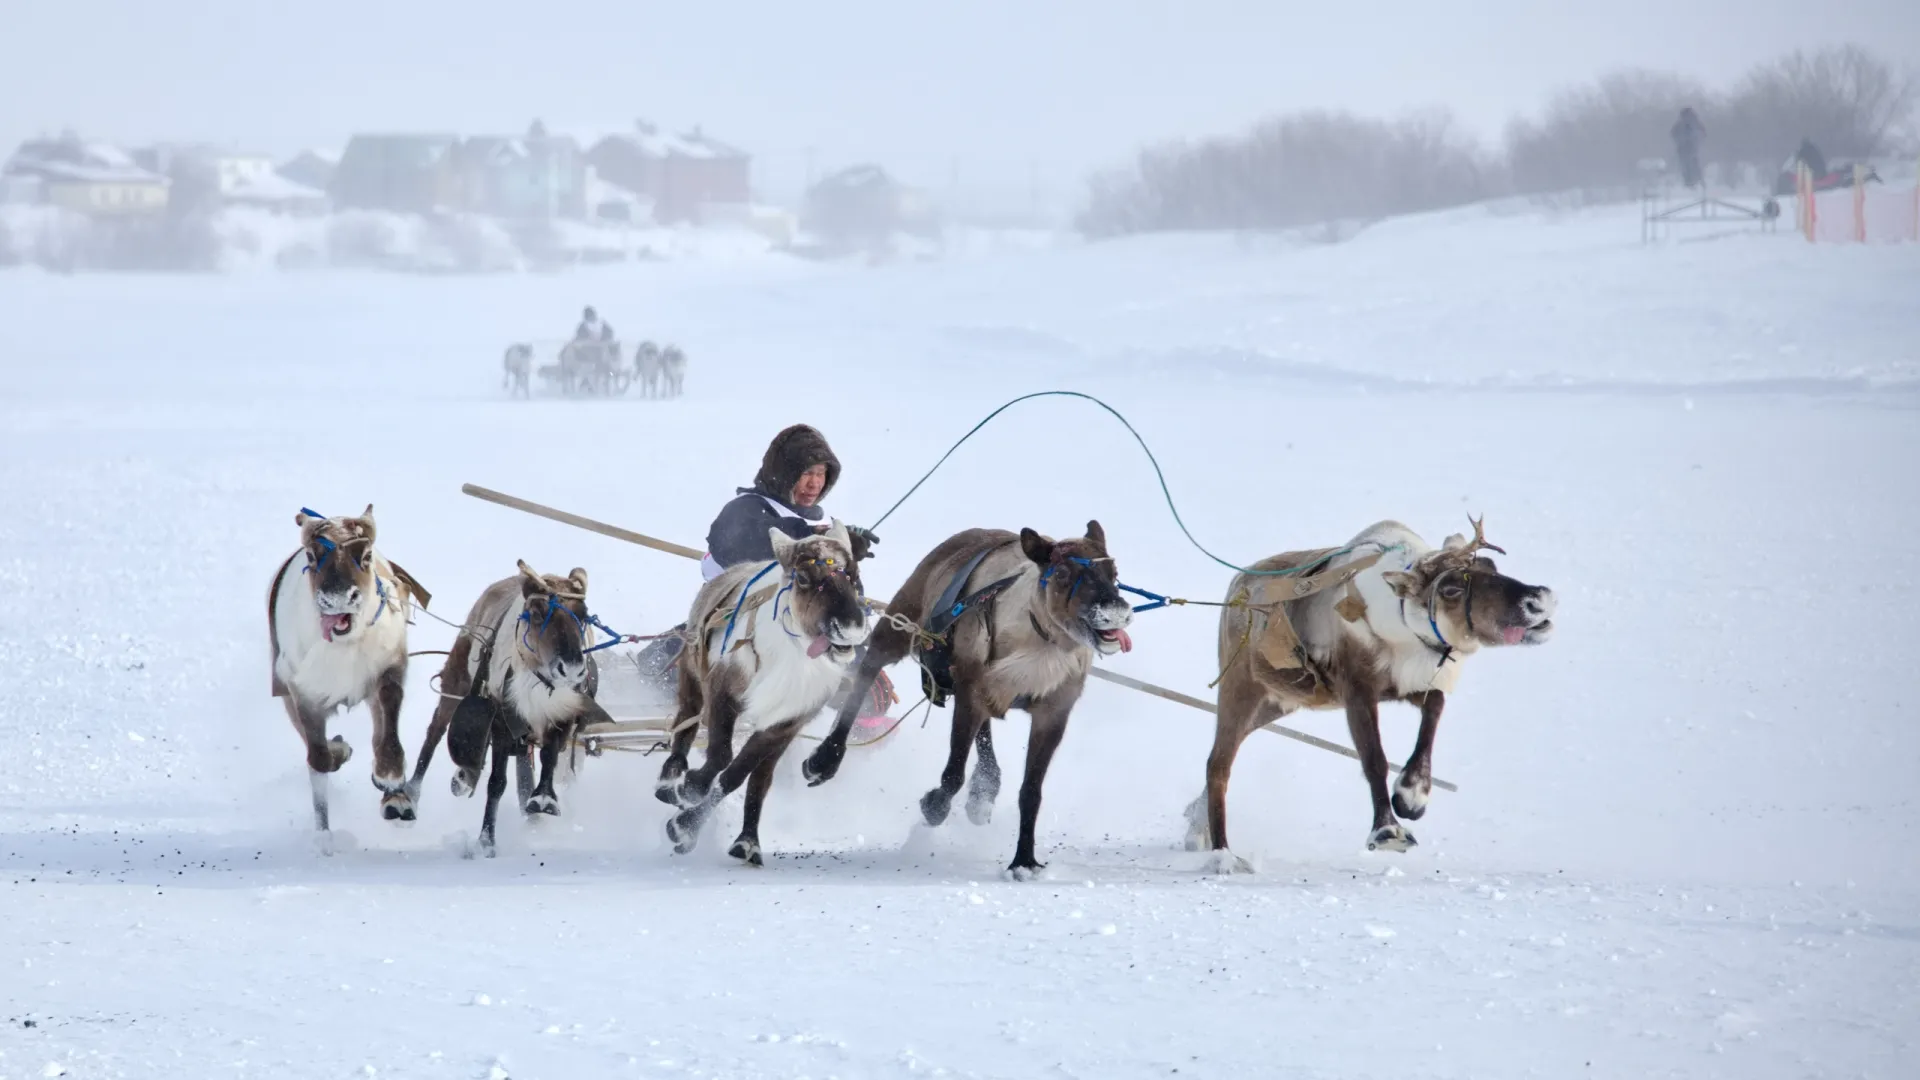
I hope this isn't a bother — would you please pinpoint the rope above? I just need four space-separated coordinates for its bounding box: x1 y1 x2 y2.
864 390 1365 579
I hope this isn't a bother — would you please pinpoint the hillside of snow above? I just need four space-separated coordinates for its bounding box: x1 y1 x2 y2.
1 201 1915 1079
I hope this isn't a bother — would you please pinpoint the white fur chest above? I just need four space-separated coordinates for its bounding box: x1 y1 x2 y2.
703 575 858 729
272 561 409 711
476 599 588 742
1344 555 1464 699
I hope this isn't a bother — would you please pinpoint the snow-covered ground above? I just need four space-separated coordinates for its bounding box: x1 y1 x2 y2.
2 202 1916 1078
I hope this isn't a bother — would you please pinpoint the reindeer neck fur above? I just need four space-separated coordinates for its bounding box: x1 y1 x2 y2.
270 548 410 711
970 554 1093 714
1328 523 1471 698
475 594 590 741
697 561 857 731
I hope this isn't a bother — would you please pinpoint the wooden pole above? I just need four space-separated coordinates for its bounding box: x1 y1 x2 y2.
461 482 1457 792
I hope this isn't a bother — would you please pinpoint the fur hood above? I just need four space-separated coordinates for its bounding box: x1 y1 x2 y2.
754 424 841 503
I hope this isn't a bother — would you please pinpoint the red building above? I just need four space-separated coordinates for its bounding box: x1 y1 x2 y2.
587 121 750 224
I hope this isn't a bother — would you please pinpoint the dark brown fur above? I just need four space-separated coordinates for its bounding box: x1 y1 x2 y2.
803 522 1134 877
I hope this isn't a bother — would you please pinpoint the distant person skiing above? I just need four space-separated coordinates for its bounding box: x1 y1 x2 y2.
1670 107 1706 189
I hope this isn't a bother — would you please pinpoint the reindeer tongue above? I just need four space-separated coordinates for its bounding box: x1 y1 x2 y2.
1503 626 1525 645
1118 628 1133 653
321 614 351 642
808 635 831 659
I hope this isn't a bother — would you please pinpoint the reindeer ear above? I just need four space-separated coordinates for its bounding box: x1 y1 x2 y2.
1084 520 1106 548
295 511 317 529
568 568 588 595
769 528 799 568
516 559 546 596
1381 570 1422 600
824 518 852 551
1019 528 1055 566
1441 533 1467 551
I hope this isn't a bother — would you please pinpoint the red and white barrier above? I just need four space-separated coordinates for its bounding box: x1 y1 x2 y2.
1796 162 1920 244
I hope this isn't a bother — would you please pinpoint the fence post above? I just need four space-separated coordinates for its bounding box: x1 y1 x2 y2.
1797 163 1815 241
1853 163 1868 243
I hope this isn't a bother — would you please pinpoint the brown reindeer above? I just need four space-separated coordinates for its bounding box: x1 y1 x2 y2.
1186 518 1556 871
410 561 617 856
803 523 1134 879
267 506 429 844
656 524 871 865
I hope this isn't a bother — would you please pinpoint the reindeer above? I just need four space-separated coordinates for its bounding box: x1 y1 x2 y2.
634 341 662 398
267 506 430 843
802 523 1134 879
409 561 618 856
659 344 686 398
655 524 871 866
1185 517 1556 871
502 343 532 398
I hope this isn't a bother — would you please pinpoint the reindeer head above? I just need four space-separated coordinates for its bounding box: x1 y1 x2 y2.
295 505 382 642
769 522 869 659
1380 516 1556 651
514 560 594 691
1021 520 1133 656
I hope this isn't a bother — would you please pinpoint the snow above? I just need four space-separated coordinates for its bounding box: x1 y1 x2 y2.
2 200 1917 1078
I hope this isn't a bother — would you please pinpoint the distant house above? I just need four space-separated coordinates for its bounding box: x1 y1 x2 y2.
803 164 936 247
277 150 338 193
331 134 461 214
225 172 329 217
2 136 168 215
453 128 587 220
587 121 750 224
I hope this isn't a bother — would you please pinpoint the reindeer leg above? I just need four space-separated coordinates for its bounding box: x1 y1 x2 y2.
679 674 742 808
965 718 1000 825
1342 689 1412 852
412 693 456 799
525 732 561 816
656 658 704 804
515 745 534 810
729 722 805 866
285 696 351 841
476 726 512 858
1194 688 1280 873
1393 691 1445 822
921 685 987 827
667 718 803 857
366 665 414 822
1008 696 1075 880
803 638 902 785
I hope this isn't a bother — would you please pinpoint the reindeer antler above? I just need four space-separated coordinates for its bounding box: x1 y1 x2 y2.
1462 514 1506 557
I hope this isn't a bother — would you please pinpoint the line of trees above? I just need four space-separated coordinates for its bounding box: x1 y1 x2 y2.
1080 45 1918 238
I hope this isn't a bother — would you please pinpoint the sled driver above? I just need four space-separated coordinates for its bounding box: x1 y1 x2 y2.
630 425 880 692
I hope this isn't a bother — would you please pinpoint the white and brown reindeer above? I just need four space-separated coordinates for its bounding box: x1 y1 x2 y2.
502 343 532 398
634 341 687 399
267 505 430 842
1186 517 1556 871
634 342 663 398
655 523 871 865
409 560 619 856
803 523 1135 879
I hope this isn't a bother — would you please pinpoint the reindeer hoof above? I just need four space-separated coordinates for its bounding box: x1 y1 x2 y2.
1204 849 1254 875
451 769 478 798
920 789 953 827
1006 860 1048 882
801 746 842 786
965 791 995 826
1392 779 1431 821
327 735 353 769
728 837 763 867
1367 824 1417 853
665 811 702 855
523 794 559 817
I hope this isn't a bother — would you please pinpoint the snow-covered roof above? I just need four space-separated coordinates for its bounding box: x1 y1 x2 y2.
4 138 166 185
225 171 327 203
594 122 747 160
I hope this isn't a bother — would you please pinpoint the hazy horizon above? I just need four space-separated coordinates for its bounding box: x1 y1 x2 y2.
5 0 1917 199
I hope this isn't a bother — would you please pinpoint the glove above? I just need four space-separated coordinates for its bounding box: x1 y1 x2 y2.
846 525 879 562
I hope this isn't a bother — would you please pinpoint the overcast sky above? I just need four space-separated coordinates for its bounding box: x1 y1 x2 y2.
4 0 1916 195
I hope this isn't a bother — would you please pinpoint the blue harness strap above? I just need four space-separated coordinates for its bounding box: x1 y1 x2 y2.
720 561 781 655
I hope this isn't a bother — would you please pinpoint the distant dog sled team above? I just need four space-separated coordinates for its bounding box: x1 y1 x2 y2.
269 414 1557 874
